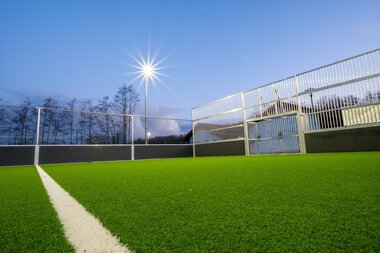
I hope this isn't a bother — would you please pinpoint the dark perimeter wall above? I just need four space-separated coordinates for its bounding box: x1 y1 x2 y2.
305 125 380 153
0 144 194 166
195 140 245 156
3 126 379 166
134 145 193 160
39 144 193 164
39 145 132 164
40 145 193 164
0 146 35 166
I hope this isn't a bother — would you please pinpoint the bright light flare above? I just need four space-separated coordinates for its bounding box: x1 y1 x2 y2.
119 44 171 91
127 49 167 88
141 62 156 81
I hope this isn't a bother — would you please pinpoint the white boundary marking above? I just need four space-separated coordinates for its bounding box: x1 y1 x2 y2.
35 165 132 253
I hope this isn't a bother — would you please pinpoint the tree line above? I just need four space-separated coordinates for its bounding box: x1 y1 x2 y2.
0 84 140 145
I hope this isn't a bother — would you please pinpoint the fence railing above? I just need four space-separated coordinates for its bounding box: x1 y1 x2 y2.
1 49 379 157
0 105 192 146
192 48 380 154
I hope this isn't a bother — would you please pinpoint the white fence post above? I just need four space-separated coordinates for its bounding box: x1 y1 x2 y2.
192 110 196 157
272 84 279 115
294 75 306 154
241 92 250 156
34 107 41 165
131 115 134 160
258 89 263 117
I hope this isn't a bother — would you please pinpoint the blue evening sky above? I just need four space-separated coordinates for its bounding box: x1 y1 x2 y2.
1 0 379 118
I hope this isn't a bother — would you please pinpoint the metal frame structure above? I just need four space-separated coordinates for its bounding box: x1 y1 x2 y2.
192 48 380 155
1 49 379 162
34 107 41 165
0 105 193 164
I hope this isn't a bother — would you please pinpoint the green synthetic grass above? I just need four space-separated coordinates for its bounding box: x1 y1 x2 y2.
44 153 380 252
0 166 73 253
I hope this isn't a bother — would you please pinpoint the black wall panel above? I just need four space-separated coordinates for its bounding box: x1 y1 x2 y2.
39 145 132 164
0 146 35 166
134 145 193 160
195 140 245 156
305 126 380 153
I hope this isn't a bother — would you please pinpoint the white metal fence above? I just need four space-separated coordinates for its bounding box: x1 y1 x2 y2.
1 49 379 157
193 48 380 155
0 105 192 148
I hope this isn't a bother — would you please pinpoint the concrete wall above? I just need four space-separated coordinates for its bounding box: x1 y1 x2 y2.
305 125 380 153
195 140 245 156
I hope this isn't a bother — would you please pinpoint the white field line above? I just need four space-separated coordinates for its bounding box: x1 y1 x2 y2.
35 165 132 253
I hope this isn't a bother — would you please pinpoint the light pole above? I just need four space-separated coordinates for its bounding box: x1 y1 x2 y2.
130 50 163 145
141 63 155 144
145 78 148 144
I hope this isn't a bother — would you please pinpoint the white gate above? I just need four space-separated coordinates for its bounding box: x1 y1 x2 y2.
247 114 300 155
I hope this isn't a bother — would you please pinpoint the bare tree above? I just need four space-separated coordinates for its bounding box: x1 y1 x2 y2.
51 109 68 144
66 99 76 144
95 96 113 144
0 98 10 144
11 98 34 144
113 84 140 143
0 98 4 125
0 99 14 145
40 97 59 144
79 99 96 144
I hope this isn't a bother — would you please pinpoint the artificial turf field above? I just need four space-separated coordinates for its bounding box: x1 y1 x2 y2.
0 166 73 252
38 152 380 252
